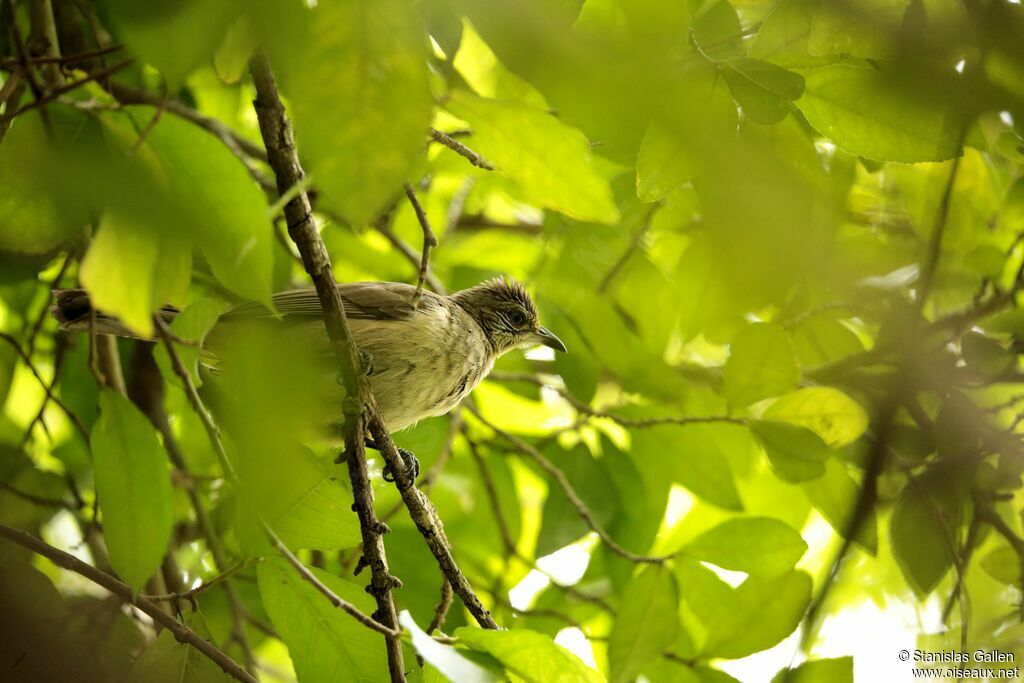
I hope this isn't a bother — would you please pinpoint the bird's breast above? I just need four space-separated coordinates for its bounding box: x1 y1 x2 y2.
353 303 492 431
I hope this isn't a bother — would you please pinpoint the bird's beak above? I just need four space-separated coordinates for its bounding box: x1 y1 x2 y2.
532 327 567 353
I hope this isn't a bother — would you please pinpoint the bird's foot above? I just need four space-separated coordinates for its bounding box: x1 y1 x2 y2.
365 439 421 483
382 447 419 483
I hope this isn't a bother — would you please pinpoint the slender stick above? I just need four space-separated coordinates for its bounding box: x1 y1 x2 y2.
0 332 88 439
0 523 257 683
249 51 408 681
250 48 498 635
467 405 671 564
430 128 493 170
264 526 399 637
403 182 437 308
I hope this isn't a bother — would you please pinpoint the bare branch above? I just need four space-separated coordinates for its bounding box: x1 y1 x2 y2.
249 50 409 680
374 218 446 295
427 579 454 635
0 523 257 683
403 182 438 308
264 525 400 638
597 203 659 294
466 404 672 564
489 372 745 429
0 56 134 125
430 128 494 170
0 331 88 440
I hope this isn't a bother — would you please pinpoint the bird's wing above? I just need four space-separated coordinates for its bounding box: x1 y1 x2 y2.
223 282 438 321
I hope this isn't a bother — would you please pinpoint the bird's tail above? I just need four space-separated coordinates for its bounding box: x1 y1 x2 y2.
51 289 179 339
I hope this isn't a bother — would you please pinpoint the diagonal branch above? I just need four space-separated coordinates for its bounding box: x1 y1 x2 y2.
430 128 493 170
249 50 408 681
0 523 257 683
403 182 437 308
466 404 671 564
0 331 88 440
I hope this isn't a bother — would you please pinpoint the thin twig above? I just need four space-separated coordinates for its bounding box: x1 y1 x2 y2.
106 82 273 193
154 318 237 482
430 128 494 170
465 436 517 555
466 404 671 564
0 43 122 69
0 56 134 125
597 203 659 294
403 182 438 308
0 331 88 439
427 580 454 635
916 155 963 310
25 251 74 356
489 371 746 429
374 219 446 294
142 563 244 603
0 523 257 683
264 526 400 637
4 0 51 132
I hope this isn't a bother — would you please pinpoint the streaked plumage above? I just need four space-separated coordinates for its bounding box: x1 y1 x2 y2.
54 277 565 432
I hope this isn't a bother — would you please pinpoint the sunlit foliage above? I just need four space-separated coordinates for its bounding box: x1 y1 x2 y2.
2 0 1024 681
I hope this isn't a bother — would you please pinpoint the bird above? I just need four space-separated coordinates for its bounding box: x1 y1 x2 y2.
53 277 566 479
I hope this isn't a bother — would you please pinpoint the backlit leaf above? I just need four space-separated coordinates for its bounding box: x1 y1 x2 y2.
91 390 174 590
446 90 620 223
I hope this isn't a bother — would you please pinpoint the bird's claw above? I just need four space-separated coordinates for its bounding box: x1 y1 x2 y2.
382 447 419 483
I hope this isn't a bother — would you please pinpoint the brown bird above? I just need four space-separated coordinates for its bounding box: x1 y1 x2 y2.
54 277 566 478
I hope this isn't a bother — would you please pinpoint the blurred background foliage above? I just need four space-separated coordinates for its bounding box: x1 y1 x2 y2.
1 0 1024 681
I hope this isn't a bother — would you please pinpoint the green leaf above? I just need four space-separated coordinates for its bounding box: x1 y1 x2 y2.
682 517 807 577
723 323 800 407
128 613 229 682
446 90 620 223
771 657 853 683
796 63 963 162
399 611 502 683
891 476 959 596
764 387 868 447
0 115 84 256
636 66 737 202
721 58 805 124
675 560 811 659
80 208 191 337
91 390 174 590
633 424 743 511
806 0 908 60
961 332 1016 381
278 0 433 226
235 442 361 554
258 558 389 682
752 421 830 482
454 627 604 683
801 459 878 554
107 0 242 88
609 565 680 683
748 0 832 69
980 545 1022 586
136 112 273 306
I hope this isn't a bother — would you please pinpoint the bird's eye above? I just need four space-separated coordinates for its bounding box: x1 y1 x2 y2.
508 310 526 327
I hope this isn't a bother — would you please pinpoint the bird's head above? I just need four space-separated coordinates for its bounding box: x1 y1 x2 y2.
452 277 567 356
